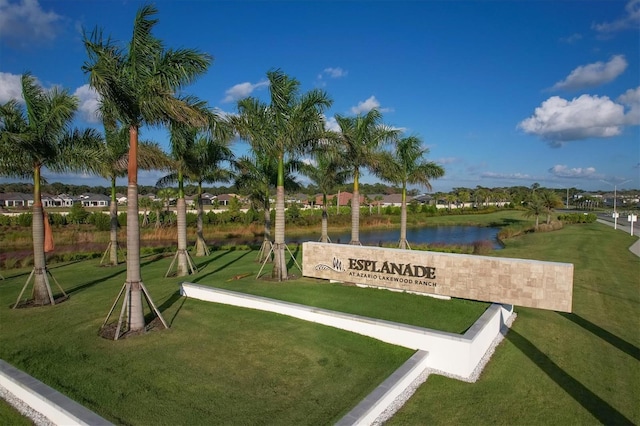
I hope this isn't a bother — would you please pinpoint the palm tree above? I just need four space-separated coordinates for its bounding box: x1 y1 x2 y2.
139 195 152 227
186 126 234 257
539 189 563 224
158 117 233 274
83 4 211 335
445 193 456 211
158 123 197 277
97 101 170 266
523 196 545 230
235 152 300 263
234 69 331 280
0 74 102 306
299 151 349 243
333 109 399 245
383 136 444 249
457 189 470 213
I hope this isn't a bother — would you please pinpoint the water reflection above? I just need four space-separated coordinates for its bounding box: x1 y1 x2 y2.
287 226 502 249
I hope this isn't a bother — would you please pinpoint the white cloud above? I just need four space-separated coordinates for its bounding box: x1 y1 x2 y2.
73 84 100 123
322 67 348 79
351 96 380 114
560 33 583 44
592 0 640 35
548 165 599 179
480 171 533 180
0 0 62 46
222 80 269 103
436 157 459 165
551 55 627 91
0 72 23 103
350 96 392 115
617 86 640 125
323 115 340 132
517 94 635 146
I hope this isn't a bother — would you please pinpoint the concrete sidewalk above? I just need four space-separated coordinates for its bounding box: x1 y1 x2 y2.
596 219 640 257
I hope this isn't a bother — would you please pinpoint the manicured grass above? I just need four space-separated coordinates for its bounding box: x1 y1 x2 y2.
0 248 484 425
0 398 31 426
387 222 640 425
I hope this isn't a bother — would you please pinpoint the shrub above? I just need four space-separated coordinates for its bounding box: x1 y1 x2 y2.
537 221 563 232
472 240 493 255
67 203 89 224
186 212 198 228
49 213 66 226
3 257 19 270
0 214 11 226
87 212 111 231
244 207 260 225
16 213 32 227
557 213 597 224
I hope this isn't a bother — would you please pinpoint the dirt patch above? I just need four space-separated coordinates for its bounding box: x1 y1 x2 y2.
12 295 69 309
99 316 167 340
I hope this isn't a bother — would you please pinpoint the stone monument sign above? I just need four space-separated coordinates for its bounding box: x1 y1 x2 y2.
302 242 573 312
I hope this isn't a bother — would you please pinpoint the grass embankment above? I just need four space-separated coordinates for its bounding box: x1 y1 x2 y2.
388 222 640 425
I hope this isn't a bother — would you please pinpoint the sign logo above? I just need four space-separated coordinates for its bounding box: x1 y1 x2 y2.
314 257 345 273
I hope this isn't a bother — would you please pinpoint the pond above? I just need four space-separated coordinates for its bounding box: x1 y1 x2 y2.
286 225 502 249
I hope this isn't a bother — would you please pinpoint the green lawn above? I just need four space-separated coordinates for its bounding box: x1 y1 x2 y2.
1 217 638 425
0 246 484 425
0 398 31 426
388 222 640 425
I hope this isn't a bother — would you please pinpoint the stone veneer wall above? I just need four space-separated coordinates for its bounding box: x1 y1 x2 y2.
302 242 573 312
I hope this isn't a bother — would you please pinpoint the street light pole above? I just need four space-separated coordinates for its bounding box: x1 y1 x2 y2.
601 179 631 230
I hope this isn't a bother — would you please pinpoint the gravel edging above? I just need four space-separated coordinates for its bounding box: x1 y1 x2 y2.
371 312 518 425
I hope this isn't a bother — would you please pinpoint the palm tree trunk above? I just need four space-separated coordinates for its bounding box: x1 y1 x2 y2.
195 183 207 257
30 166 51 305
399 185 408 249
272 183 287 280
350 170 360 245
321 193 329 243
109 177 119 265
126 126 145 332
176 197 188 276
258 198 272 263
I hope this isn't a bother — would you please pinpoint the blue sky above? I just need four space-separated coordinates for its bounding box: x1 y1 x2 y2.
1 0 638 193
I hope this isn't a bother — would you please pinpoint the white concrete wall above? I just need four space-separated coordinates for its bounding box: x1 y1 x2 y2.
181 283 513 379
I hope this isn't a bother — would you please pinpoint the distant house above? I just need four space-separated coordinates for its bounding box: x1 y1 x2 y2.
0 192 33 207
79 193 110 207
200 193 216 206
116 193 128 205
216 193 240 206
288 193 309 206
412 194 434 205
184 195 196 207
46 193 75 207
381 193 407 207
315 191 364 207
